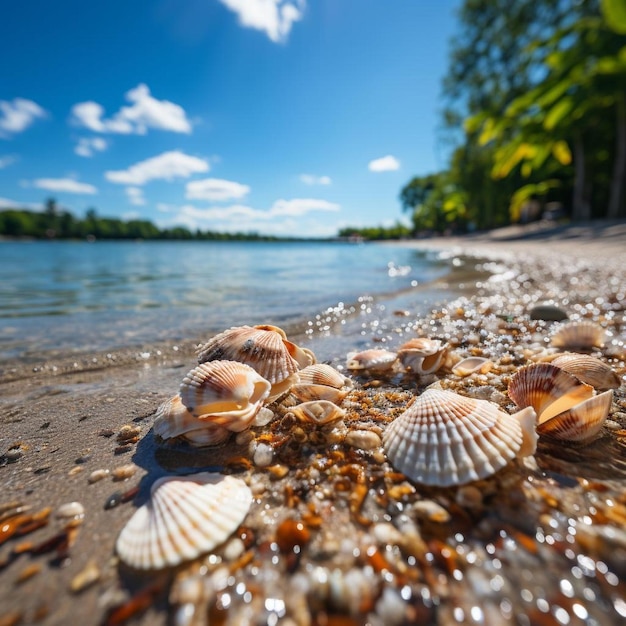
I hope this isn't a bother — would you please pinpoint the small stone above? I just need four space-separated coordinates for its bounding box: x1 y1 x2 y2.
56 501 85 520
70 560 101 593
412 499 451 523
88 469 110 484
111 464 137 481
221 537 245 561
344 429 382 451
253 442 273 468
529 304 568 321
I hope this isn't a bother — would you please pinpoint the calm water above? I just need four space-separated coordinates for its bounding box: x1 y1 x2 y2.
0 240 451 361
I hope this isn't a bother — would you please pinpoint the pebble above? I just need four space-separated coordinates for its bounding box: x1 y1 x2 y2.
70 560 101 593
345 429 382 450
56 501 85 520
221 537 245 561
111 464 138 481
253 442 274 467
88 469 110 484
529 304 568 321
412 499 451 523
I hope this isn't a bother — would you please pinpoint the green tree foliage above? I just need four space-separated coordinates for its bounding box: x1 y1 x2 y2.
0 204 288 241
401 0 626 233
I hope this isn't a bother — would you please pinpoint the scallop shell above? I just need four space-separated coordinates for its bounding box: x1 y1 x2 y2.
548 353 621 391
289 383 349 405
451 356 494 377
346 349 398 372
289 400 346 426
179 361 271 420
550 320 606 351
537 390 613 443
196 325 301 400
298 364 353 389
508 363 595 425
382 388 537 487
397 338 448 374
116 473 251 570
153 396 231 447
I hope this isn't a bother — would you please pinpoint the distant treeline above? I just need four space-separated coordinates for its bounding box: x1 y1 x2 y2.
337 222 413 240
0 202 282 241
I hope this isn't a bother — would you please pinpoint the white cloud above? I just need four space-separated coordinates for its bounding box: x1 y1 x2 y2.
71 84 192 135
75 137 108 157
0 155 17 169
218 0 305 43
300 173 331 186
269 198 339 216
105 150 209 185
0 98 47 137
368 155 400 172
186 178 250 201
125 186 146 206
33 178 98 194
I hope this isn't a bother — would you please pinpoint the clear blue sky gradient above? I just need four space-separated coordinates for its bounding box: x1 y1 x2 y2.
0 0 460 237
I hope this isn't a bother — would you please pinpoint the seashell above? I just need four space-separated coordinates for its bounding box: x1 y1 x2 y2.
508 363 595 425
289 400 347 426
289 383 349 405
451 356 493 377
298 364 353 389
397 338 448 374
346 349 397 372
153 395 230 447
548 353 621 391
550 320 606 351
382 388 537 487
116 473 252 570
196 325 302 400
179 361 271 420
537 390 613 443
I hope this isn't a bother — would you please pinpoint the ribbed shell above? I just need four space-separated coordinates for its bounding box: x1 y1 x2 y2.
397 338 448 374
153 396 231 446
116 473 251 570
298 364 353 389
549 353 621 391
537 390 613 443
196 325 301 386
551 320 606 351
179 361 271 417
289 383 349 405
383 388 534 487
508 363 595 425
290 400 346 426
346 349 398 371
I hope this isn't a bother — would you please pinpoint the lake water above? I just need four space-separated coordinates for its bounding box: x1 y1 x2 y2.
0 240 454 362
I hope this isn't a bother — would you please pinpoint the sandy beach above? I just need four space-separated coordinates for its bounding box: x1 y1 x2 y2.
1 219 625 626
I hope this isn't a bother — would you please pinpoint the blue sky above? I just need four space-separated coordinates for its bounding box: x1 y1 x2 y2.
0 0 459 237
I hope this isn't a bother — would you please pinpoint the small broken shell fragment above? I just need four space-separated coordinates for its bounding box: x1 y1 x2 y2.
289 400 346 426
451 356 493 377
115 473 252 570
548 353 621 391
346 349 397 372
550 320 606 351
56 501 85 521
383 387 536 487
396 338 448 375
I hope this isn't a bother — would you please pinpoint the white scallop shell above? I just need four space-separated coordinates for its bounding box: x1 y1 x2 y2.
179 361 271 419
116 473 252 570
346 349 398 372
508 363 595 425
550 320 606 351
397 338 448 374
383 388 536 487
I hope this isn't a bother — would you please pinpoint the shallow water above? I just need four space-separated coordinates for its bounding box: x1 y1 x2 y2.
0 240 451 362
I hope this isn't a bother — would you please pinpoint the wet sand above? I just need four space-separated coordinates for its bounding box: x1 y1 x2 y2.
1 219 625 625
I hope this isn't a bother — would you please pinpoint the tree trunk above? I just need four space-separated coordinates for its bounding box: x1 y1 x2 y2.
607 94 626 219
571 133 590 220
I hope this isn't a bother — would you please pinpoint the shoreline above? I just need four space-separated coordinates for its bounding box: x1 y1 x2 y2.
1 219 625 625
